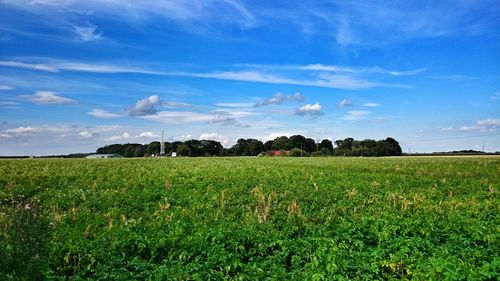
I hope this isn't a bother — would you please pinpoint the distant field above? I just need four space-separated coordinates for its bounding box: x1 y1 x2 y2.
1 157 499 280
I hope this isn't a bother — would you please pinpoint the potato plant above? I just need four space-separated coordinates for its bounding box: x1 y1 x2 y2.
0 157 499 280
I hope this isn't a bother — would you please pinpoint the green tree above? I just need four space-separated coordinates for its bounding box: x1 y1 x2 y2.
319 139 333 152
177 144 191 156
271 136 290 150
264 140 274 151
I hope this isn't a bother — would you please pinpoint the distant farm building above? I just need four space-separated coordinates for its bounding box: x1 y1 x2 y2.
85 154 124 159
259 150 289 157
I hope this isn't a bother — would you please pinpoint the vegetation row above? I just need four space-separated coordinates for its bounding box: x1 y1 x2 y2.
96 135 403 157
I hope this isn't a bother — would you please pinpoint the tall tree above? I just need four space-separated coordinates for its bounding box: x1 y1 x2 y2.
318 139 333 152
271 136 290 150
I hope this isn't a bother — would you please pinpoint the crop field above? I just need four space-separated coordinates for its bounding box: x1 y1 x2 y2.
1 157 499 280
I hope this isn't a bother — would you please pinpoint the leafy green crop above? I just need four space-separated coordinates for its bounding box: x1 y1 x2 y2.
0 157 499 280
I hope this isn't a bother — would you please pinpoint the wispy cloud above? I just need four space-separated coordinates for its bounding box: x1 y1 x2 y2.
215 102 254 108
6 0 257 34
0 101 21 106
0 59 158 74
19 91 77 104
73 24 102 42
0 61 58 72
430 74 472 80
141 111 214 124
337 98 352 108
295 103 323 116
210 114 249 128
4 0 496 49
363 102 381 107
300 0 496 46
301 64 425 76
255 92 304 107
0 85 14 90
163 101 193 107
341 110 370 121
0 59 409 89
88 109 121 118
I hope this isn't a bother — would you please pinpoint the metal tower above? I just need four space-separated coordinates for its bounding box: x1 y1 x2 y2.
160 129 165 157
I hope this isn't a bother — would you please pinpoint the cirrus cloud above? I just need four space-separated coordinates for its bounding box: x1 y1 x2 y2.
19 91 77 105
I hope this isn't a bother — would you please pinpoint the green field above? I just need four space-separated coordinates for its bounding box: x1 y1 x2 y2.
1 157 499 280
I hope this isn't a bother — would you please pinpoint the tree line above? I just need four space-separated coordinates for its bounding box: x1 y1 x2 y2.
96 135 403 157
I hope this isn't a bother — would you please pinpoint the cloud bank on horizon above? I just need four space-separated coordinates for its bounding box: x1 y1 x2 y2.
0 0 499 155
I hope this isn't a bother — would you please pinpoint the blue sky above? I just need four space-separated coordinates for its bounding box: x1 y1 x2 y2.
0 0 499 155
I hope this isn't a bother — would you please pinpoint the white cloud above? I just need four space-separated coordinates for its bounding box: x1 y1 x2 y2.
295 103 323 116
137 131 158 138
477 118 500 127
341 110 370 120
363 102 381 107
105 131 158 142
88 109 121 118
0 85 14 90
255 92 305 106
179 134 192 141
128 95 162 116
442 118 499 133
73 24 102 42
211 115 237 124
260 132 294 141
0 124 121 140
337 98 352 108
440 127 454 132
93 125 121 133
78 131 94 139
199 133 230 146
127 95 194 116
19 91 77 104
0 133 13 140
4 126 40 135
105 133 130 142
490 92 500 100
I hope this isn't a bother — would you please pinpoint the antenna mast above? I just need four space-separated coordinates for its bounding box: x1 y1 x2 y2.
160 129 165 157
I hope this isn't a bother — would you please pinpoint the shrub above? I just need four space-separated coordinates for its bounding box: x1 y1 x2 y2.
289 148 308 157
311 151 322 157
